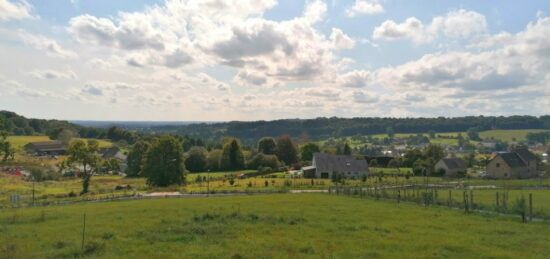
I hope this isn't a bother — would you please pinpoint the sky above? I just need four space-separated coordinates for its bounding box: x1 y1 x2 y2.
0 0 549 121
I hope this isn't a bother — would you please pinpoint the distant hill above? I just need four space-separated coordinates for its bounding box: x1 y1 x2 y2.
144 116 550 143
0 110 82 136
71 120 215 129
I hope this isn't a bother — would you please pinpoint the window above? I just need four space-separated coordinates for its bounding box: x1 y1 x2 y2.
496 163 500 168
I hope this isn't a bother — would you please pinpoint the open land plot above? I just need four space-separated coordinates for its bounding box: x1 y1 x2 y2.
1 194 549 258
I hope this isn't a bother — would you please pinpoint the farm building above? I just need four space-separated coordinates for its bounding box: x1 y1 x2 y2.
99 147 128 172
24 141 67 156
302 153 369 179
434 158 467 177
487 148 538 179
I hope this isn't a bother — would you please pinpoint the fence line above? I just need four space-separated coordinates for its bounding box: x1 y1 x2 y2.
328 185 548 222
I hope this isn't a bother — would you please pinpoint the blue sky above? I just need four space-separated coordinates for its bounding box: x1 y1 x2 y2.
0 0 549 121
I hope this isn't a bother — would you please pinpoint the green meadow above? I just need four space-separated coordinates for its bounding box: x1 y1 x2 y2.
1 194 549 258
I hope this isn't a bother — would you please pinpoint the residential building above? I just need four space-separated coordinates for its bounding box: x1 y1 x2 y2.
434 158 467 177
302 153 369 179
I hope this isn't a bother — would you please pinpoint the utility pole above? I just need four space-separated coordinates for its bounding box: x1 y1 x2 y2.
32 177 35 206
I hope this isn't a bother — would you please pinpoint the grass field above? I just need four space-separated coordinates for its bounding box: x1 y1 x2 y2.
321 129 549 148
7 136 51 151
479 129 549 142
1 194 549 258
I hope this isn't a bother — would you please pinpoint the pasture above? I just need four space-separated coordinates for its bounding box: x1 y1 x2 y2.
1 194 549 258
6 136 51 151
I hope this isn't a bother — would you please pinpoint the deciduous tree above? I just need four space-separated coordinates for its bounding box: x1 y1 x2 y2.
276 135 298 166
67 139 101 194
300 143 320 161
185 146 208 172
142 136 186 187
125 140 151 177
257 137 277 155
220 138 245 171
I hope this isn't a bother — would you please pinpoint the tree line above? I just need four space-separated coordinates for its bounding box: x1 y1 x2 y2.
145 115 550 143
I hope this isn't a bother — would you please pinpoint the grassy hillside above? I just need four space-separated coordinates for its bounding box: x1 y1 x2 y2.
1 194 549 258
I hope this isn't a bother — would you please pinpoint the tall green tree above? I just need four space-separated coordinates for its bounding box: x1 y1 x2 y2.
142 136 186 187
125 140 151 177
67 139 101 194
276 135 298 166
207 149 223 171
185 146 208 172
0 118 14 162
300 143 320 161
220 138 245 171
257 137 277 155
343 142 352 155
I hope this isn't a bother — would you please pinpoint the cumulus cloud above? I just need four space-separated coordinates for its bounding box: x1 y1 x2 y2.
19 31 77 59
346 0 384 17
29 69 78 80
0 0 34 21
373 15 550 116
330 28 355 49
338 70 371 88
373 9 487 44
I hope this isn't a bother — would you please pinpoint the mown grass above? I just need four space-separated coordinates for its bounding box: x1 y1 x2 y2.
0 194 549 258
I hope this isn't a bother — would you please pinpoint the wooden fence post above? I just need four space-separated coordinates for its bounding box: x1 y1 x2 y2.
470 190 474 209
81 213 86 250
529 193 533 221
397 189 401 203
463 191 468 212
496 192 499 208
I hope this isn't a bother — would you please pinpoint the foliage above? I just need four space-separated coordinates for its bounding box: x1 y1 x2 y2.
300 143 320 161
142 135 186 187
207 149 223 171
343 142 352 155
107 127 137 144
467 127 481 141
247 153 280 170
125 140 151 177
276 135 298 166
56 128 78 145
185 146 208 172
257 137 277 155
526 131 550 144
67 139 101 194
220 138 246 171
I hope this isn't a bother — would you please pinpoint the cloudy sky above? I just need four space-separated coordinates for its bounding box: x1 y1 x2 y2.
0 0 549 121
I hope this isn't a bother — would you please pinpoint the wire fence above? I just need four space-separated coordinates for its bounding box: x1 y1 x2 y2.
328 184 549 222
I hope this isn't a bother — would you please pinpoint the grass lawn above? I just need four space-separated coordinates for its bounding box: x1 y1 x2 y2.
479 129 549 142
7 136 51 151
434 189 550 217
1 194 549 258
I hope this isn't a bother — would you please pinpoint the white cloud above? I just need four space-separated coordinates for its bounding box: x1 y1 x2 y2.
29 69 78 80
330 28 355 49
347 0 384 17
304 0 328 24
0 0 34 21
373 9 487 44
373 17 428 44
19 31 77 59
373 16 550 115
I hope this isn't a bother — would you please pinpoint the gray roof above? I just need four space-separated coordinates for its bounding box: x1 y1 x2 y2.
25 141 66 152
498 152 527 168
440 158 467 170
312 153 369 173
513 148 537 163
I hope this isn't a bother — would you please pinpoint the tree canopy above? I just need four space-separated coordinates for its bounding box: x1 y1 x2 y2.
220 138 246 171
276 135 298 166
257 137 277 155
142 136 186 187
300 143 320 161
185 146 208 172
125 140 151 177
67 139 101 194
